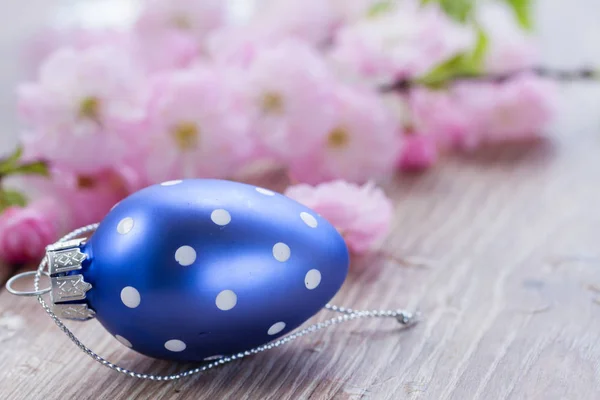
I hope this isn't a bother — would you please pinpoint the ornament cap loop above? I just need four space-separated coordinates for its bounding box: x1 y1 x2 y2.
5 270 51 297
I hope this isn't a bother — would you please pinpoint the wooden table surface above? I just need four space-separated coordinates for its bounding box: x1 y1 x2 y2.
1 1 600 399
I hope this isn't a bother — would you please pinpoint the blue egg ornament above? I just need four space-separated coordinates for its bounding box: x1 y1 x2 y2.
48 179 349 362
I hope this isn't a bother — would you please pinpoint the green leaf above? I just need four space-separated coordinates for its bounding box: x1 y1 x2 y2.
367 0 395 17
0 189 27 212
416 27 489 88
0 146 23 174
442 0 474 23
416 54 470 89
10 161 50 177
422 0 475 23
0 146 49 178
471 26 490 67
505 0 533 30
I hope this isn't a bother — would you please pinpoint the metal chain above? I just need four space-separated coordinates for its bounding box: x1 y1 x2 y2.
32 223 419 381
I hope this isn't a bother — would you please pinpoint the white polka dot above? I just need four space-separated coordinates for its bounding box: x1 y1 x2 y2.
164 339 186 352
272 242 291 262
300 212 318 228
175 245 196 266
204 355 224 361
305 269 321 290
267 322 286 335
216 290 237 311
120 286 140 308
117 217 134 235
256 187 275 196
115 335 132 348
161 180 182 186
211 209 231 226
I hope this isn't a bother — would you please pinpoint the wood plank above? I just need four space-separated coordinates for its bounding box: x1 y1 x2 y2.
1 108 600 398
0 263 18 286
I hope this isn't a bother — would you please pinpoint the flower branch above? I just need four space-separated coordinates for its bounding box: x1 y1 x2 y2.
0 0 569 264
382 67 600 92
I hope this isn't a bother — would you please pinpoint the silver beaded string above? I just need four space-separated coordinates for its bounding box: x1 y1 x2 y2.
31 223 419 381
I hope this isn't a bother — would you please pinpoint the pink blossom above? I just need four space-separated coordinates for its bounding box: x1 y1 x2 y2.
208 0 340 59
206 26 268 68
398 134 438 171
131 30 200 73
241 39 338 161
452 74 557 146
204 0 349 68
252 0 338 45
0 198 65 264
22 28 125 77
285 180 394 254
135 0 225 41
18 46 148 174
53 169 134 228
142 65 254 182
330 2 474 84
478 2 538 73
407 88 476 148
132 0 225 71
12 168 137 230
328 0 379 24
288 85 402 184
407 75 556 150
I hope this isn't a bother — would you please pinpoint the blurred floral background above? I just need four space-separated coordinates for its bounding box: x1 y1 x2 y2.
0 0 594 265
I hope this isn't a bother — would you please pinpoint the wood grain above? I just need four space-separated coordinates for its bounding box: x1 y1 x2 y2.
1 0 600 399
